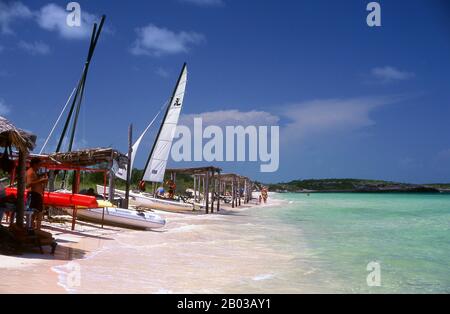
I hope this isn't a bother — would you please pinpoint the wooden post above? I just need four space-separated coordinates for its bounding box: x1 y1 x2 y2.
205 171 210 214
193 175 197 203
246 180 249 203
71 170 81 230
216 171 221 212
173 172 177 197
202 176 205 205
125 124 133 209
238 179 241 207
72 170 81 194
211 171 215 214
15 149 27 228
243 179 247 204
231 178 235 208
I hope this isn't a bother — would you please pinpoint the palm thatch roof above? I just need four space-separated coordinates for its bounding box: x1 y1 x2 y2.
39 148 128 169
0 116 36 151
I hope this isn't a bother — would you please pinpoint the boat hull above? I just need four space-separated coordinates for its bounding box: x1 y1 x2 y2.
96 185 196 212
73 207 166 230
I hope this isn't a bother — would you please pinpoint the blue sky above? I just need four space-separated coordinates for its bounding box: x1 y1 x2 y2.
0 0 449 183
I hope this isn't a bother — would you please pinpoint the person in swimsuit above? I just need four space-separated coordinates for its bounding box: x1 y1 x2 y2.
26 158 48 230
166 180 176 199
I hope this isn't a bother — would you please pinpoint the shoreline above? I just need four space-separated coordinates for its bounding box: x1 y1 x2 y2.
1 195 292 294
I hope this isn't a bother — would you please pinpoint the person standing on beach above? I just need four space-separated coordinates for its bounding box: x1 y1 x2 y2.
261 187 268 204
166 179 176 199
26 158 48 230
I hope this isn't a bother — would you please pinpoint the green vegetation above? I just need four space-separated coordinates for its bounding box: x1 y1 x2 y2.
267 179 445 193
73 169 195 193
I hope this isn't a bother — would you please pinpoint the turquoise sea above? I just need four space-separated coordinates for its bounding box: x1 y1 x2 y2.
7 192 448 293
261 193 450 293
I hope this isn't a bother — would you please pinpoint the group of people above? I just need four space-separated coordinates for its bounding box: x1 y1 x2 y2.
141 179 177 200
156 179 176 199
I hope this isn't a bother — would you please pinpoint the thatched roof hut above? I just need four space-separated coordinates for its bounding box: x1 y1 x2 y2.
0 116 37 229
0 116 36 152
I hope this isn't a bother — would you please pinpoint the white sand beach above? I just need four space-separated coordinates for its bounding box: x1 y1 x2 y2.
1 195 314 294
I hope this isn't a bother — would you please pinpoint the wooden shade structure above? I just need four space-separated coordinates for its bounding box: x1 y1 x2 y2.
165 167 254 213
219 174 253 208
166 167 222 214
35 148 128 230
0 116 36 227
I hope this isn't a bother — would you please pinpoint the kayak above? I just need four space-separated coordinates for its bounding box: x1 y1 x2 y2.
71 207 166 230
5 187 98 208
77 199 114 209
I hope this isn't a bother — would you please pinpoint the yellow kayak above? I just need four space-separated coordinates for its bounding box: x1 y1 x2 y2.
77 200 115 209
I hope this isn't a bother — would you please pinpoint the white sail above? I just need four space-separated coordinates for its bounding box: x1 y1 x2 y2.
142 63 187 183
115 109 163 181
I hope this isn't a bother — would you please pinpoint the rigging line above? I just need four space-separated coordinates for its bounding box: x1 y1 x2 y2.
39 87 77 154
140 100 170 137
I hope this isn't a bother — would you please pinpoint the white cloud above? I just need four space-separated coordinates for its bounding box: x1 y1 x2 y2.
180 109 280 127
36 3 100 39
18 40 50 55
0 99 11 115
130 24 204 56
178 96 401 136
281 96 404 141
180 0 224 6
371 66 415 82
0 1 33 34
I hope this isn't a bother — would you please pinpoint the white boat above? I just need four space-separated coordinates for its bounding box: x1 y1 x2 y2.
112 63 196 213
73 207 166 230
96 185 199 212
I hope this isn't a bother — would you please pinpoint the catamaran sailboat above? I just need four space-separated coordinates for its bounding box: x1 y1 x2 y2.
105 63 198 213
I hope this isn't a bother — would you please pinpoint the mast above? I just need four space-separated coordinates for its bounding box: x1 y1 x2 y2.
50 15 105 190
55 15 106 153
141 62 187 183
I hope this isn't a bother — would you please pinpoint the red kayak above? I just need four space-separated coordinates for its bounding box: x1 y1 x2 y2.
5 188 98 208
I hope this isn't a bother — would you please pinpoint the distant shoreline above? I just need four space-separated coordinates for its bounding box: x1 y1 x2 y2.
267 179 450 194
275 190 450 194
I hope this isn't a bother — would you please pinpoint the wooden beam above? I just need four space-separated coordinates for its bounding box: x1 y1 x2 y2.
205 170 210 214
193 175 197 203
70 170 81 231
217 171 221 212
15 149 27 228
202 176 205 206
211 171 216 214
238 179 241 206
231 179 235 208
